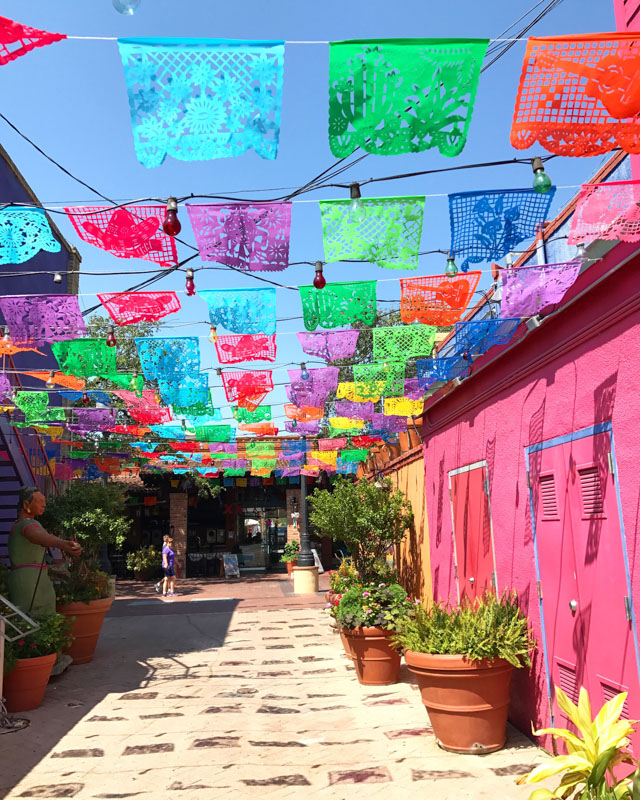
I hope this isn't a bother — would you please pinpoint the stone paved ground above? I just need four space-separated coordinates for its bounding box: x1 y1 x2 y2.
1 578 546 800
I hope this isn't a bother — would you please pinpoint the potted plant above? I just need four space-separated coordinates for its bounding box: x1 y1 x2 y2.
126 545 161 580
280 540 300 577
517 686 638 799
392 591 535 754
41 482 130 664
309 477 413 577
336 581 416 685
2 613 73 712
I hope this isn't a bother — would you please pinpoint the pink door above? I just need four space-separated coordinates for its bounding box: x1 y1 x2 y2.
529 431 640 731
449 462 496 603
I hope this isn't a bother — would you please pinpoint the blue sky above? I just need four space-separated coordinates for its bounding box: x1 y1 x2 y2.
0 0 616 430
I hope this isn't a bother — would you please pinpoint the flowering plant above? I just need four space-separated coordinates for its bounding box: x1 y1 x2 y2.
329 557 359 593
3 613 73 675
335 582 416 631
53 562 112 605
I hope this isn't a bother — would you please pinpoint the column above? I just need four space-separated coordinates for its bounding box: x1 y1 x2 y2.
170 492 188 578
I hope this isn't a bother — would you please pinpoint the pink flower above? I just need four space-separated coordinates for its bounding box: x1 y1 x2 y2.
365 609 372 614
18 640 24 646
325 603 332 608
362 591 370 597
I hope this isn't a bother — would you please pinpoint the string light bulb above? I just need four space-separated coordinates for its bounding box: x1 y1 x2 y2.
3 326 10 343
185 267 196 296
181 418 187 430
163 197 181 236
216 368 222 377
291 419 297 429
53 271 63 284
82 391 90 406
154 390 162 405
531 156 552 194
45 370 55 390
129 372 139 391
106 325 117 347
113 0 141 13
576 242 587 261
347 182 366 224
445 252 458 277
300 363 310 380
208 325 218 344
313 261 326 290
382 361 390 373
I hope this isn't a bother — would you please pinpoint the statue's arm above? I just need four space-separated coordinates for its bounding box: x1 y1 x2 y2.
21 522 82 556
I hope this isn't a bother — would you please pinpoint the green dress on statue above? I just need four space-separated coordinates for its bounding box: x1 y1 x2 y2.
8 518 56 619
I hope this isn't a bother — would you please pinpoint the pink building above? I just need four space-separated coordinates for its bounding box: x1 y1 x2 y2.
419 152 640 743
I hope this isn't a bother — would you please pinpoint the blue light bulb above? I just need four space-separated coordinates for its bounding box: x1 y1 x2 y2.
113 0 141 14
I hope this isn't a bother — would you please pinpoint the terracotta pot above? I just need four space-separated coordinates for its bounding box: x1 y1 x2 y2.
285 560 298 576
344 627 400 685
339 629 354 660
404 651 514 754
57 596 113 665
3 653 56 712
326 591 338 605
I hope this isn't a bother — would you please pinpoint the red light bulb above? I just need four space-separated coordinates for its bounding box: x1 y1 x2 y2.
106 325 117 347
82 392 90 406
313 260 326 290
185 267 196 296
163 197 181 236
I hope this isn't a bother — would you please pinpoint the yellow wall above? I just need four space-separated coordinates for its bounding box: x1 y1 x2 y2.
389 455 432 604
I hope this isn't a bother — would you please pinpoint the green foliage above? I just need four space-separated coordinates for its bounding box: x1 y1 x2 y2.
40 481 131 563
309 476 413 576
392 591 535 668
517 687 638 800
189 473 223 502
329 557 360 593
3 613 73 674
336 582 415 631
0 562 9 596
126 546 161 573
53 563 112 604
85 315 160 388
280 540 300 563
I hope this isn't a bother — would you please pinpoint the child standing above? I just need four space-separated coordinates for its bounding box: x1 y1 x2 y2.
162 536 176 597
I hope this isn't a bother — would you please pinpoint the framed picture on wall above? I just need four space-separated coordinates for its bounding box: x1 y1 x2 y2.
216 530 226 544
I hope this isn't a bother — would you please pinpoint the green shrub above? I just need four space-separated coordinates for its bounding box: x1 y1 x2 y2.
3 613 73 675
392 591 535 668
126 546 161 573
280 540 300 563
53 564 112 605
336 582 416 631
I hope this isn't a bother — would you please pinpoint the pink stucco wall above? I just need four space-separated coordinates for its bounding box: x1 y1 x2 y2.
421 243 640 740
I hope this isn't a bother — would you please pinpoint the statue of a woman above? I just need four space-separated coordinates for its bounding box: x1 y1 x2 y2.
8 486 82 618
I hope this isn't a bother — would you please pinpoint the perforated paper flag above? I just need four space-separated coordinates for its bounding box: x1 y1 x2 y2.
372 325 436 362
452 318 520 357
296 330 359 361
0 15 66 66
329 38 488 158
0 208 60 264
136 337 200 383
501 261 581 318
52 339 117 378
511 33 640 157
416 356 471 389
67 207 178 267
320 198 424 269
215 334 276 364
118 38 285 168
0 295 85 346
187 203 291 271
400 272 481 326
299 281 376 331
568 180 640 244
200 288 276 335
98 291 181 325
449 189 555 271
353 361 405 398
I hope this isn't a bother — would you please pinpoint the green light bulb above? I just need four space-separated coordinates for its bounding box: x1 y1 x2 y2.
445 255 458 277
533 168 552 194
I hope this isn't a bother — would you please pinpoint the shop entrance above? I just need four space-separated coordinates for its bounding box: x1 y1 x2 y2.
240 507 288 570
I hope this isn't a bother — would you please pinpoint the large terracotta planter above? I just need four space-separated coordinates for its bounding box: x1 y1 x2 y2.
285 560 298 576
344 627 400 685
57 596 113 665
405 651 514 754
3 653 56 712
339 628 354 660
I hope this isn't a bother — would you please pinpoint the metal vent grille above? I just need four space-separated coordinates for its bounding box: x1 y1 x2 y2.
579 466 604 516
539 474 558 517
601 682 630 719
557 662 579 705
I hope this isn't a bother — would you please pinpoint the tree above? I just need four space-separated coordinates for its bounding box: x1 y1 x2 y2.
85 315 160 381
308 476 413 576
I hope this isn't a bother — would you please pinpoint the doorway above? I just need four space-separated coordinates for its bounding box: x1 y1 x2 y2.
526 423 640 730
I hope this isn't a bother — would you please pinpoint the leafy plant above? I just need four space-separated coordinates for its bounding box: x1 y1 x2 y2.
126 546 161 574
516 686 638 800
280 540 300 563
392 591 535 668
336 582 416 631
3 613 73 675
40 481 131 564
309 476 413 576
53 563 112 604
0 562 9 596
329 557 360 593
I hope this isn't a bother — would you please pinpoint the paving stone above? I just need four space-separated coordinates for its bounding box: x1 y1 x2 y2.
328 766 393 784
